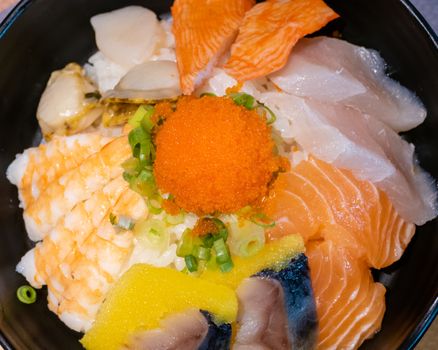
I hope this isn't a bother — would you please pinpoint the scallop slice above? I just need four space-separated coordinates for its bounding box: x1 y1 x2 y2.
37 63 103 139
105 60 181 101
91 6 162 69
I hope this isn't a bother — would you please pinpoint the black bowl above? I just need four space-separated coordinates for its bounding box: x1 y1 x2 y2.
0 0 437 349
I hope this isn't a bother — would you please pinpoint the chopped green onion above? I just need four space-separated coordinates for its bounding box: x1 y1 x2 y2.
219 260 234 273
84 91 101 100
229 92 256 109
121 157 140 174
177 229 195 257
185 255 198 272
200 92 217 97
128 127 153 164
193 245 211 261
212 218 228 241
201 233 215 248
228 219 265 257
17 285 37 304
255 103 277 124
147 195 163 215
213 238 231 264
134 218 169 252
129 104 155 129
250 213 276 228
140 106 155 133
164 212 185 225
206 251 218 271
128 174 157 198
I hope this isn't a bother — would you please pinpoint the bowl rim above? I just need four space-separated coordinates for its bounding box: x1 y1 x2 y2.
0 0 437 349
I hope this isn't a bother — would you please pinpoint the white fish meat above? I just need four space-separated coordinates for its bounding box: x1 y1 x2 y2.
269 37 427 132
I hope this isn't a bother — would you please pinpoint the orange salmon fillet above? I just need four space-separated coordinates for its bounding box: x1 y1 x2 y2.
307 240 386 349
171 0 255 95
264 157 415 269
224 0 339 81
263 157 414 349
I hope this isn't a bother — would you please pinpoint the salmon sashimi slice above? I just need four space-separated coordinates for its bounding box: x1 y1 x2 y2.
224 0 339 82
307 240 386 350
6 133 111 209
171 0 255 95
22 135 132 241
264 157 415 269
18 178 148 332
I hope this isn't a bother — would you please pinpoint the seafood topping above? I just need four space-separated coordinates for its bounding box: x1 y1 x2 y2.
154 95 281 214
171 0 255 94
235 277 292 349
91 6 162 69
36 63 103 138
122 309 208 350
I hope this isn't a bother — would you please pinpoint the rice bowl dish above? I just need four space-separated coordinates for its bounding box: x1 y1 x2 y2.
4 1 438 349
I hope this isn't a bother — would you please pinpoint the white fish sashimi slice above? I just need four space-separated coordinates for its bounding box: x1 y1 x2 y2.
260 92 437 225
269 37 426 132
91 6 162 69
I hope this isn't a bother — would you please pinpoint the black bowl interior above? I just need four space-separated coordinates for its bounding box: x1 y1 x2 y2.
0 0 437 349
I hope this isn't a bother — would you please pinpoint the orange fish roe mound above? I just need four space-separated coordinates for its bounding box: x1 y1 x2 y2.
154 96 279 214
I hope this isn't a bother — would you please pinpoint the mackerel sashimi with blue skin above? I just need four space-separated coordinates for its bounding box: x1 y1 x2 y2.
6 0 437 350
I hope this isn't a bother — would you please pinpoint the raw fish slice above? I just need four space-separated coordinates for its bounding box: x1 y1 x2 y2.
23 135 131 241
264 158 415 269
224 0 338 82
19 181 147 332
6 133 110 209
269 37 426 132
171 0 255 95
307 241 386 350
260 92 437 225
123 310 208 350
91 6 162 69
235 278 292 349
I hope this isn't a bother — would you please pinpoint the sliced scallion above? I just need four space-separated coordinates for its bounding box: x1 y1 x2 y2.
255 103 277 124
17 285 37 304
164 212 185 225
134 218 169 251
193 245 211 261
229 92 256 109
147 195 162 215
219 260 234 273
185 255 198 272
177 229 195 257
212 218 228 241
129 104 155 129
228 219 265 257
213 238 231 265
250 213 276 228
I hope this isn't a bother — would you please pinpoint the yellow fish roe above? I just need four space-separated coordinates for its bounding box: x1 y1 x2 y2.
153 96 280 215
81 265 237 350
